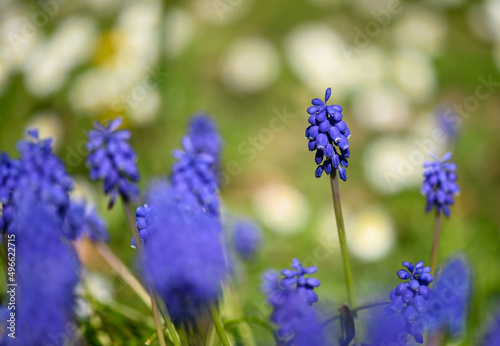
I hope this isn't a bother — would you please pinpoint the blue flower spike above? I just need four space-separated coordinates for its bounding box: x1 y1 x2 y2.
422 152 459 217
305 88 350 180
385 260 434 344
86 117 140 209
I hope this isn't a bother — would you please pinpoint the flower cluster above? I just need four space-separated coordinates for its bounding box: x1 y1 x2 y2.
0 153 19 232
131 204 154 248
421 152 459 217
171 137 220 215
188 113 223 169
384 261 434 343
231 218 262 260
86 117 140 209
14 190 80 344
142 182 228 326
425 256 472 338
305 87 351 180
280 258 321 305
16 130 74 215
261 260 325 344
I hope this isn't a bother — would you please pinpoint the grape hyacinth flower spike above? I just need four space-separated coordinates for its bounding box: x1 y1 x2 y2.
305 88 355 308
305 87 351 181
422 152 459 270
231 218 262 260
86 117 140 209
261 260 326 344
422 152 459 218
384 261 434 344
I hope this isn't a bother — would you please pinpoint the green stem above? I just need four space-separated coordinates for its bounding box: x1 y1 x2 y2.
329 170 355 308
209 305 231 346
430 211 442 272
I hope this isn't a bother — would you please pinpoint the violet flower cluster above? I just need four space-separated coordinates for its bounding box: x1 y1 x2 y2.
142 182 228 326
384 261 434 344
14 191 80 344
86 117 140 209
261 259 325 344
422 152 459 217
231 218 262 260
305 87 351 180
171 115 222 216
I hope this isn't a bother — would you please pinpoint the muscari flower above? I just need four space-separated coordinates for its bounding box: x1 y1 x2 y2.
305 87 351 181
86 117 140 209
131 204 154 248
171 136 220 215
142 182 228 326
421 152 459 217
0 153 20 233
231 218 262 260
12 190 80 344
481 307 500 346
383 261 434 344
261 261 325 344
188 113 223 167
424 255 472 339
15 129 74 215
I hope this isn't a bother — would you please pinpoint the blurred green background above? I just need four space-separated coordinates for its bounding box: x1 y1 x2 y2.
1 0 500 344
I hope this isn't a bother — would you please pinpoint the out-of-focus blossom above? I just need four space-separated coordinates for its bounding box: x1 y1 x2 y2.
481 306 500 346
221 37 280 93
86 117 140 209
12 190 80 344
425 255 472 338
142 182 228 326
231 218 262 260
421 153 459 217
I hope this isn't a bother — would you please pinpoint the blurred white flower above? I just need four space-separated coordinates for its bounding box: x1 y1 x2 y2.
26 111 64 150
129 88 160 126
164 8 195 58
347 206 395 262
24 16 98 97
468 4 493 42
485 0 500 41
392 6 447 56
285 23 355 99
0 10 41 69
363 137 422 194
221 37 280 93
391 49 436 102
353 86 410 132
252 183 309 235
84 271 113 304
350 46 387 87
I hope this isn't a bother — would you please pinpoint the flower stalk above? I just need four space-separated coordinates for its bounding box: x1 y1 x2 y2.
329 170 355 308
430 211 442 272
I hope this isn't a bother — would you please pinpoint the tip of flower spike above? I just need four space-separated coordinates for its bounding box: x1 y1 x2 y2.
27 128 39 139
325 88 331 102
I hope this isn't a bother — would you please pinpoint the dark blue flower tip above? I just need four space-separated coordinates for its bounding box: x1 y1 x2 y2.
276 258 321 306
305 88 350 180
